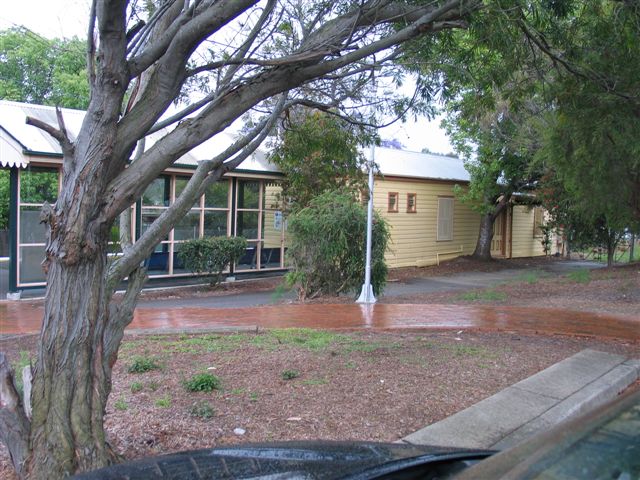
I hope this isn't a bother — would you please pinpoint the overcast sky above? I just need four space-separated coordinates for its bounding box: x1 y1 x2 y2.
0 0 454 154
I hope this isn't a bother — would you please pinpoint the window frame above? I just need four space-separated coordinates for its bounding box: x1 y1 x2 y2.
387 192 399 213
406 193 417 213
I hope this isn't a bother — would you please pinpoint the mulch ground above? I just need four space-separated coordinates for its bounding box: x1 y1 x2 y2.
1 256 638 478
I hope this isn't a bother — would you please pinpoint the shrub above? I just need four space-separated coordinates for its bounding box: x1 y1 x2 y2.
184 373 221 392
179 236 247 286
127 356 161 374
285 190 389 299
281 369 300 380
189 400 215 419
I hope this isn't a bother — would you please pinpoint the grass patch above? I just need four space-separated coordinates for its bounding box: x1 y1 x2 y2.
281 369 300 380
114 397 128 411
457 290 507 302
443 344 498 359
566 269 591 284
188 400 215 419
515 270 546 284
155 395 171 408
127 356 161 374
184 373 221 392
301 378 327 386
130 382 144 394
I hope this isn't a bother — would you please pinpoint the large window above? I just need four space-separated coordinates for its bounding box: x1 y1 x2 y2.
17 166 59 285
437 197 454 241
143 175 231 277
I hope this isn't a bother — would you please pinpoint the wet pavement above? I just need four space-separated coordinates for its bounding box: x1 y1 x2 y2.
1 302 638 342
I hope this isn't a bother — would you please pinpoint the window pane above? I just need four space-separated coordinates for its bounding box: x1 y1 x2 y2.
174 209 201 241
238 181 260 209
20 168 58 204
146 243 169 274
437 198 454 241
19 245 46 283
142 176 170 206
204 180 229 208
235 241 258 271
20 206 46 244
203 211 228 237
172 243 188 274
237 211 259 239
140 210 169 242
175 176 199 207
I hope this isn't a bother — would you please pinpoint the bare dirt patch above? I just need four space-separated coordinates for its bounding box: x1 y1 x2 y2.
1 328 638 478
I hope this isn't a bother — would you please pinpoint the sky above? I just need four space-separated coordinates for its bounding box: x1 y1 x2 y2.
0 0 454 154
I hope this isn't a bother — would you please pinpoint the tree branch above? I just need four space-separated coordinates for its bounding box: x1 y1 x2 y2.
26 114 74 156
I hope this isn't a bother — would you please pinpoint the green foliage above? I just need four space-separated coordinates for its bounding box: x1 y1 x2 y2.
566 269 591 284
270 110 369 211
457 290 507 302
281 369 300 380
130 382 144 394
127 356 161 374
179 236 247 286
0 27 90 109
154 395 171 408
285 190 389 299
0 170 9 230
114 397 128 411
12 351 31 398
188 400 215 419
183 373 221 392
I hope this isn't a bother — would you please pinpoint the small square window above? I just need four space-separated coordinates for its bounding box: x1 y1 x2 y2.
407 193 417 213
388 192 398 212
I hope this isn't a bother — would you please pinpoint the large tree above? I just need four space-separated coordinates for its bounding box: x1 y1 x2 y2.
0 1 478 477
0 27 90 109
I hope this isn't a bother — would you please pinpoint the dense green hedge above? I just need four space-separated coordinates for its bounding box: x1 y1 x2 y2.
179 236 247 286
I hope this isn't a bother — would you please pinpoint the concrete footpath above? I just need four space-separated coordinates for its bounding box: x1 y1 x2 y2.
402 349 640 450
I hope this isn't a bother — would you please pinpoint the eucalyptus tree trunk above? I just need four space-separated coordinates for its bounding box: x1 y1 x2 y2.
472 212 495 260
471 199 508 261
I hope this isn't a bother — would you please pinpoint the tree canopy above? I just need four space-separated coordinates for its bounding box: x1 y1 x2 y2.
0 27 90 109
270 109 369 211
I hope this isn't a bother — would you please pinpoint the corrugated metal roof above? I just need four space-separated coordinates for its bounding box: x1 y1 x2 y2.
0 100 279 173
372 146 469 182
0 100 468 182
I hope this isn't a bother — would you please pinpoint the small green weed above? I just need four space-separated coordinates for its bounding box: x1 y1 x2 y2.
189 400 215 419
155 395 171 408
147 381 160 392
566 269 591 284
130 382 144 394
127 356 161 374
515 270 544 284
184 373 221 392
281 369 300 380
230 388 246 395
249 392 259 402
457 290 507 302
301 378 327 386
114 396 128 411
344 361 356 369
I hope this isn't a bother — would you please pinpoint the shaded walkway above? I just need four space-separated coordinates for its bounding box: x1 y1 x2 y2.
1 303 638 342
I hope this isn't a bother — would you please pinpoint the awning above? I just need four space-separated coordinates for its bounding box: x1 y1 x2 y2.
0 128 29 168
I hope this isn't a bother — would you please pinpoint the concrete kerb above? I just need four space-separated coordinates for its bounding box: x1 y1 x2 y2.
402 349 640 450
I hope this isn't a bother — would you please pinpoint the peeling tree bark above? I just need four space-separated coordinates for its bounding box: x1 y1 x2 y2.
0 353 31 478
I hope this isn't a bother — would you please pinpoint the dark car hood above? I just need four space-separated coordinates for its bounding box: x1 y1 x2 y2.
72 441 494 479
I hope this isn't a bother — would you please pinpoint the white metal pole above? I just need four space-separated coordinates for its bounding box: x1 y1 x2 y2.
357 143 376 304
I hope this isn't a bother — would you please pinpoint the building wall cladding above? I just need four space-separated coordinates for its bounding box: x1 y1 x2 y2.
374 177 480 268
